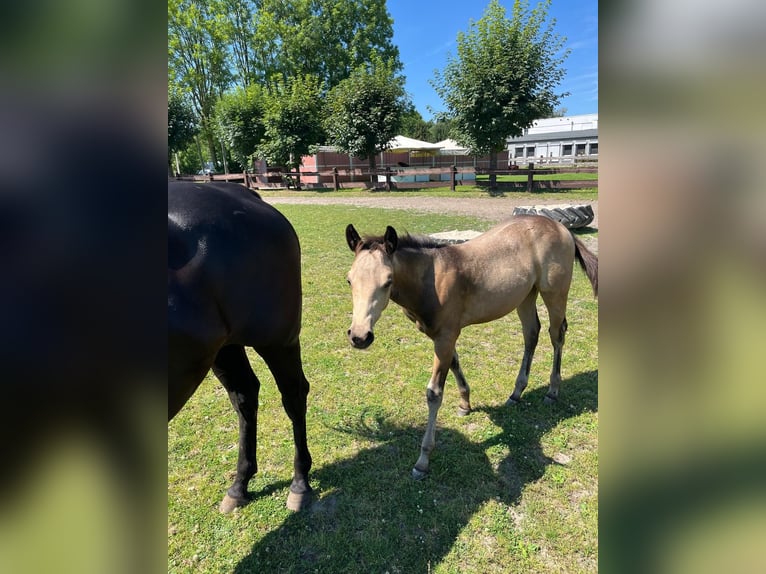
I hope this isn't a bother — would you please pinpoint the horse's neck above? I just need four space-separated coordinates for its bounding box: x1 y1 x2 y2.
391 248 437 314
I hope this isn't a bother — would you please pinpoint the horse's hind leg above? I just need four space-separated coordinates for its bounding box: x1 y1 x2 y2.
260 343 313 511
507 289 541 405
451 351 472 416
540 290 569 404
212 344 261 513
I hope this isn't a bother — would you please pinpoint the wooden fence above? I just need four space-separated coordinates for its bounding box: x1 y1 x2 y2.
173 162 597 192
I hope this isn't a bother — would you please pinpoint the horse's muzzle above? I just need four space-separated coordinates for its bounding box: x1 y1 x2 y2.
347 329 374 349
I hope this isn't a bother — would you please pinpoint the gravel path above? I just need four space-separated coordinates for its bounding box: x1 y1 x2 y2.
262 194 598 251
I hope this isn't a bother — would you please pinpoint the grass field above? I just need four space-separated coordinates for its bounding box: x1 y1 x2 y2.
168 204 598 573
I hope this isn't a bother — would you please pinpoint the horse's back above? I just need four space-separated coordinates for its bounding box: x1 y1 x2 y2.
168 181 303 350
449 215 575 325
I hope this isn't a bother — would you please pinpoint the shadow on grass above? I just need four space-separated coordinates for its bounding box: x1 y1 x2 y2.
233 370 598 573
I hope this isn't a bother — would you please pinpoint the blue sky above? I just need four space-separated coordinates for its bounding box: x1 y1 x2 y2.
387 0 598 121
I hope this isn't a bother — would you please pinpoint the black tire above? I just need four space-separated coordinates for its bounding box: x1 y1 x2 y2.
512 204 594 229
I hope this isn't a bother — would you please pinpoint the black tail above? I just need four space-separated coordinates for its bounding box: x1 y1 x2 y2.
573 236 598 297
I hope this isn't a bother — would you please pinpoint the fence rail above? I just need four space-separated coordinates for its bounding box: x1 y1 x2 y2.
173 162 597 192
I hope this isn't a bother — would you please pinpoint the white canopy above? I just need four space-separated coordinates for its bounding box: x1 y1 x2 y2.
387 135 443 152
434 138 470 155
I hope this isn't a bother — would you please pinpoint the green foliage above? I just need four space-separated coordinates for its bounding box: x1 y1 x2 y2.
430 117 455 143
400 105 433 141
216 0 257 88
168 0 232 120
324 57 409 174
168 89 198 159
431 0 569 156
252 0 401 89
214 84 266 170
256 75 325 171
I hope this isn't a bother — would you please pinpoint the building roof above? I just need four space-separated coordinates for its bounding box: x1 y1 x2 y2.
507 128 598 145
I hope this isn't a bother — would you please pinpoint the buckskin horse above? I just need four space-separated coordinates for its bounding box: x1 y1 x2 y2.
344 216 598 479
169 181 312 512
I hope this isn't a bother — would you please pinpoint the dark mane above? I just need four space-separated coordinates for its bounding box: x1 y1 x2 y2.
360 232 450 251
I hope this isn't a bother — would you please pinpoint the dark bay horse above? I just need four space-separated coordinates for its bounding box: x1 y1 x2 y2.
344 216 598 479
169 181 312 512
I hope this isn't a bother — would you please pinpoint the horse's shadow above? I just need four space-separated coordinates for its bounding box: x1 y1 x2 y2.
234 370 597 572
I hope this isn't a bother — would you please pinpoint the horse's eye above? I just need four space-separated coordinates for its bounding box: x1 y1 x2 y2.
383 278 392 289
346 277 351 286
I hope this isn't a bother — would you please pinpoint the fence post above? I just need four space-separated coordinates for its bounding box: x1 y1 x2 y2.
450 165 457 191
385 168 392 191
527 161 535 192
333 167 339 191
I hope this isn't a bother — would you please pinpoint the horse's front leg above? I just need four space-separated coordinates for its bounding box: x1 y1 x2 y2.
412 334 457 480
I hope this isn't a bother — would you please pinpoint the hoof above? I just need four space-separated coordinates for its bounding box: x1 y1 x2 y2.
219 494 247 514
505 396 520 406
411 467 429 481
543 395 557 405
457 406 471 417
286 489 313 511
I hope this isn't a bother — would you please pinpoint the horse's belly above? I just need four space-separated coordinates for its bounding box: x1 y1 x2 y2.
460 283 531 326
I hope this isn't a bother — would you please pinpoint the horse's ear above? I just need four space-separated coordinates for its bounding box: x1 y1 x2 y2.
346 224 361 252
384 226 398 254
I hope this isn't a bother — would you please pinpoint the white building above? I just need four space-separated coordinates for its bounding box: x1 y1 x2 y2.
507 113 598 164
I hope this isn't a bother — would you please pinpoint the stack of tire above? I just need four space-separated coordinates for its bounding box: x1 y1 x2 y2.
512 204 594 229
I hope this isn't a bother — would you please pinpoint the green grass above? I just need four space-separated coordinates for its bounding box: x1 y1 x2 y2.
168 205 598 573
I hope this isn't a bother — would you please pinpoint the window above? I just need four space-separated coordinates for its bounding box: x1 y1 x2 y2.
589 142 598 155
575 143 586 156
562 144 573 156
514 146 524 158
526 146 536 157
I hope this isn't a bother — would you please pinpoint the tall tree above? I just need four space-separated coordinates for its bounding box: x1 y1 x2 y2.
168 89 199 175
218 0 257 88
431 0 568 188
252 0 401 90
214 84 266 171
168 0 233 164
324 58 408 182
256 75 325 189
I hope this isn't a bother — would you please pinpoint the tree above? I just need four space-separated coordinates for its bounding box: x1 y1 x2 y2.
168 89 199 175
214 84 266 171
168 0 233 164
256 75 325 189
217 0 257 88
400 105 432 142
252 0 401 90
431 0 568 188
429 117 454 143
324 58 408 183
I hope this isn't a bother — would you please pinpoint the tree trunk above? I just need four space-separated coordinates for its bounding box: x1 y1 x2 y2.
368 153 377 184
204 127 217 169
488 152 497 190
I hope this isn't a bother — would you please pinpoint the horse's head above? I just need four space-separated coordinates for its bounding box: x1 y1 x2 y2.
345 224 398 349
